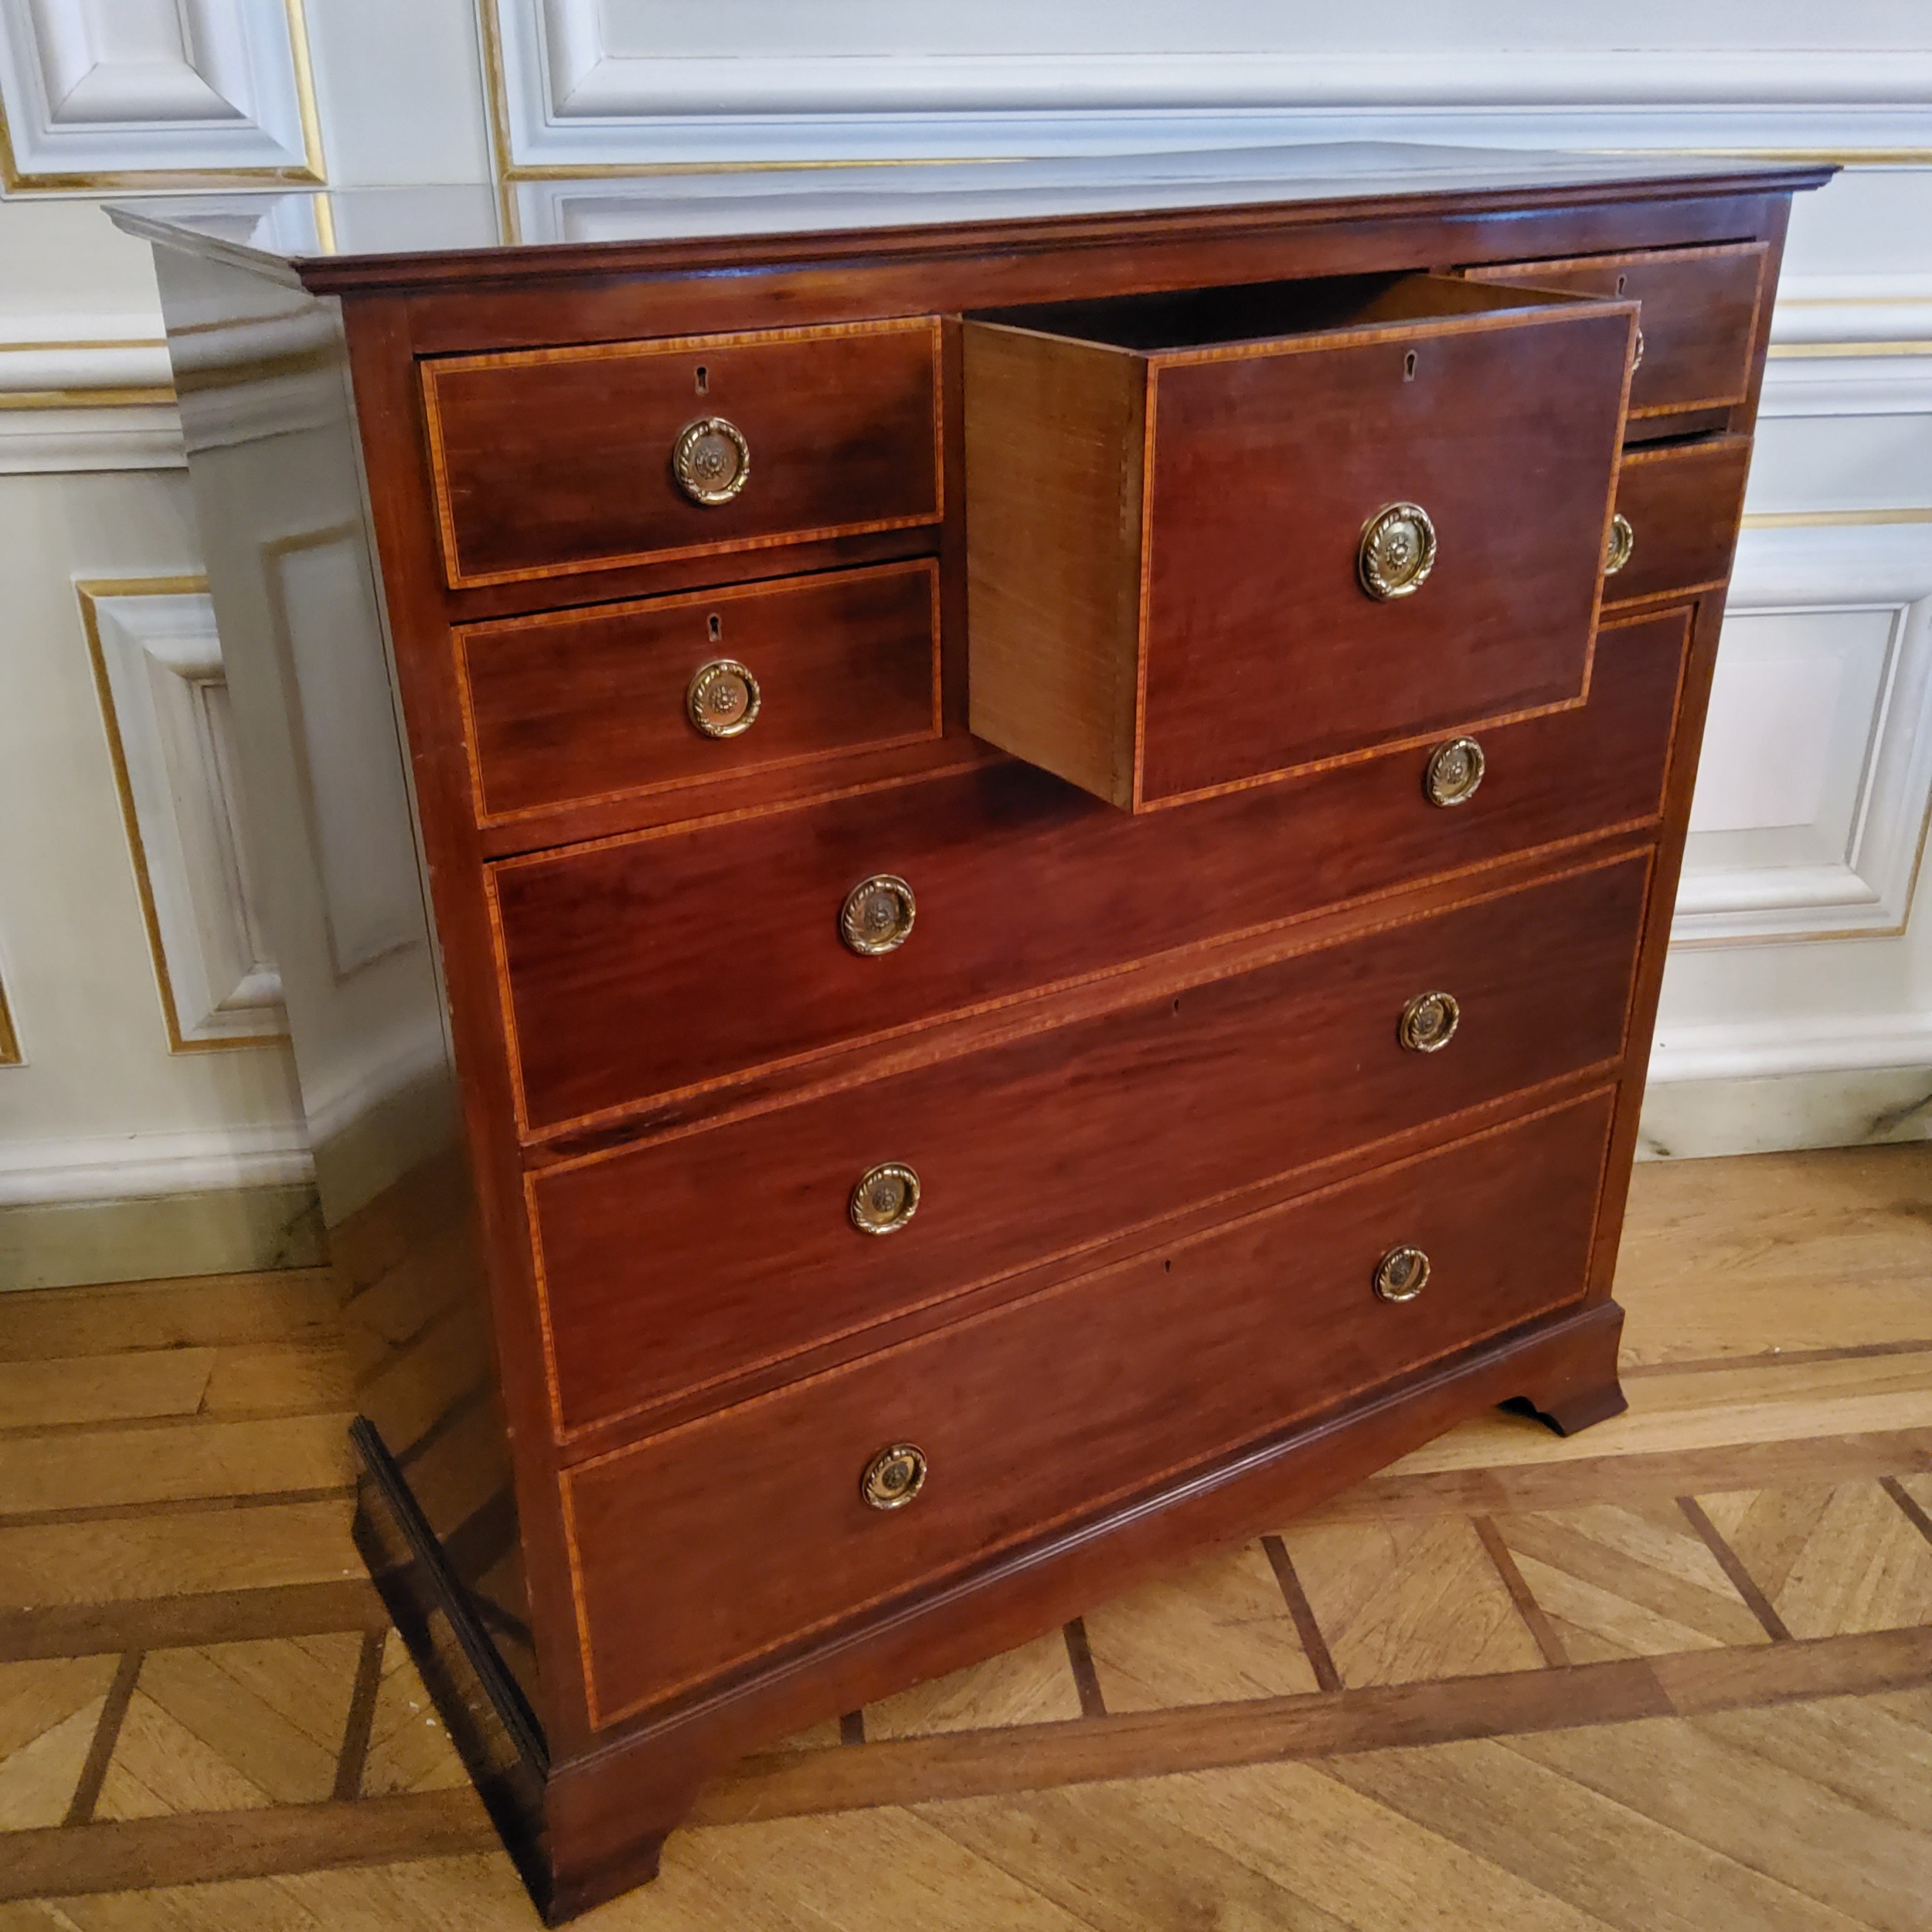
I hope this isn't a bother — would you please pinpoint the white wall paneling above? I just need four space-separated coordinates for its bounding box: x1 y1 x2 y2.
487 2 1932 169
0 0 322 185
1675 521 1932 944
79 578 287 1047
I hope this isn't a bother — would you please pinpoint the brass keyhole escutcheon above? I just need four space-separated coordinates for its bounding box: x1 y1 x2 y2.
686 658 760 739
1358 502 1437 600
672 415 750 505
1423 736 1485 808
1398 990 1461 1054
850 1162 920 1236
840 874 916 955
862 1443 928 1510
1604 512 1636 577
1373 1245 1431 1303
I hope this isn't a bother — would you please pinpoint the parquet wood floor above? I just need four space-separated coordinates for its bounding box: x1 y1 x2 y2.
0 1141 1929 1928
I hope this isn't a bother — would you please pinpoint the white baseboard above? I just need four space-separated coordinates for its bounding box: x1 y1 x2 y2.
0 1121 315 1207
1648 1015 1932 1085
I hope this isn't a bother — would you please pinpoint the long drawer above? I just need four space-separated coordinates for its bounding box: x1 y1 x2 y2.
494 605 1689 1135
531 853 1648 1437
563 1089 1616 1727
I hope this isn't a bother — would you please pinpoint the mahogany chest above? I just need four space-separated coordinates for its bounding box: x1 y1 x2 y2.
114 143 1829 1919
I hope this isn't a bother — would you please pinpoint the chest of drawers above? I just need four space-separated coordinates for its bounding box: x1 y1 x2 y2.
114 143 1828 1920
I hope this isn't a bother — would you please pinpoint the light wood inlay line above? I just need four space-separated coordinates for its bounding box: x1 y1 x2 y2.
63 1649 142 1826
1471 1514 1571 1668
1261 1532 1343 1692
1677 1494 1795 1642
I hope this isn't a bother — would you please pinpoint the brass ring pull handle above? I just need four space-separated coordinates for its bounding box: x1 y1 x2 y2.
1373 1245 1431 1303
686 658 760 738
1358 502 1437 600
672 416 750 505
1398 990 1461 1053
1631 325 1645 372
1423 736 1485 808
862 1443 927 1510
840 873 916 955
1604 512 1635 577
850 1162 920 1236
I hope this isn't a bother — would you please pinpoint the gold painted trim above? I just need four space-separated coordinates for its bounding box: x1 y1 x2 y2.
77 577 289 1055
0 338 166 354
0 966 19 1066
1767 340 1932 358
0 387 175 410
1740 508 1932 527
0 0 322 192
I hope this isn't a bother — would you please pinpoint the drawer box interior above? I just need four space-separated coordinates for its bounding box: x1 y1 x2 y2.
964 272 1636 811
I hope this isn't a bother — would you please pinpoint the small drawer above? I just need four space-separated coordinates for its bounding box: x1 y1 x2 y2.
454 560 940 825
492 605 1687 1137
964 273 1634 808
421 319 942 590
1467 243 1768 436
531 854 1647 1436
562 1090 1614 1726
1603 436 1751 607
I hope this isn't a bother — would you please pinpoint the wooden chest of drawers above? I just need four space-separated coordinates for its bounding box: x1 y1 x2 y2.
114 143 1828 1920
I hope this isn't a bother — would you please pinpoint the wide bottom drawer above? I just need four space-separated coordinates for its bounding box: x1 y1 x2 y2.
563 1088 1615 1728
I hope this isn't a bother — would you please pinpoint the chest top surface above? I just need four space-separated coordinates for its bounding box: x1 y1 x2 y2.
107 141 1829 291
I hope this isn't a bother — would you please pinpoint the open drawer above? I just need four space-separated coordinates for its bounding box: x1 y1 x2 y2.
964 273 1637 810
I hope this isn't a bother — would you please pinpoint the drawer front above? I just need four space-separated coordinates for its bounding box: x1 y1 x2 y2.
1604 437 1750 608
456 561 940 825
533 855 1647 1435
564 1090 1615 1725
1139 302 1630 801
494 606 1688 1135
421 319 942 590
1468 244 1767 430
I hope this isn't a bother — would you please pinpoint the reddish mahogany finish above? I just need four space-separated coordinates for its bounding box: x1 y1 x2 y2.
532 852 1647 1435
1604 434 1753 608
456 559 940 824
118 146 1827 1923
422 317 942 588
492 606 1685 1136
967 274 1633 806
566 1090 1616 1726
1467 240 1769 434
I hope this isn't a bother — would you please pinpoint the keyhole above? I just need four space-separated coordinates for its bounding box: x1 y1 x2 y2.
695 364 709 394
1614 274 1627 295
706 613 722 642
1403 349 1417 382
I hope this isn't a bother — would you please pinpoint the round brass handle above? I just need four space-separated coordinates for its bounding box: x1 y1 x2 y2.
1398 990 1461 1054
1373 1246 1431 1303
1358 502 1437 600
850 1162 920 1236
672 416 750 505
1631 325 1645 372
840 873 916 956
862 1442 927 1510
686 658 760 739
1423 736 1485 808
1604 512 1635 578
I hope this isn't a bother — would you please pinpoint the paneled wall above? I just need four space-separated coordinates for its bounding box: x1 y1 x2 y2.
2 3 1929 1283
